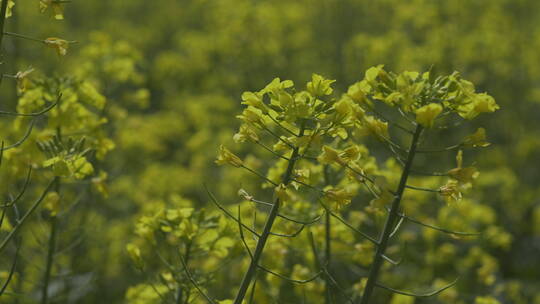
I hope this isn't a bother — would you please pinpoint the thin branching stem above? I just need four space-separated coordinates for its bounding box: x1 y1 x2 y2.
238 206 253 259
4 31 77 44
389 216 404 239
317 199 379 246
248 272 258 304
368 107 414 135
0 119 36 151
381 254 401 266
0 178 57 253
395 210 480 236
260 124 295 149
249 198 273 207
308 231 354 304
255 141 290 161
205 187 260 238
0 245 19 296
0 100 58 117
359 124 423 304
0 0 9 48
324 269 355 304
416 144 461 153
233 123 306 304
374 278 458 297
241 165 278 187
397 108 417 126
179 240 193 304
40 217 58 304
291 178 325 194
178 252 216 304
266 114 298 137
269 224 305 238
258 265 323 284
410 169 447 176
322 164 333 304
324 211 333 304
41 178 61 304
1 167 32 208
278 212 323 225
343 164 378 189
405 184 440 193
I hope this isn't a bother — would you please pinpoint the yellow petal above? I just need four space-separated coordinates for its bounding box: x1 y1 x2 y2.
44 37 70 56
415 103 443 128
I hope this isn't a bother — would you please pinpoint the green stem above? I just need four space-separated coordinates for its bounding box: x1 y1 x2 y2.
359 125 423 304
3 31 45 43
323 165 333 304
0 0 9 87
41 217 58 304
0 178 57 252
324 211 332 304
41 179 60 304
179 240 192 304
0 0 8 49
233 124 306 304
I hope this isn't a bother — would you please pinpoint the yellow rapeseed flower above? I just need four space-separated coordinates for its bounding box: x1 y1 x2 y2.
462 128 490 148
447 150 479 184
438 180 462 203
324 187 354 210
215 145 243 167
44 37 70 56
233 124 259 143
274 184 291 203
415 103 443 128
318 145 344 165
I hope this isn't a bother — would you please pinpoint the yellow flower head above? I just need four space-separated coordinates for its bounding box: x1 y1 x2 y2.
236 108 263 125
126 243 144 269
4 0 14 18
274 184 291 203
462 128 490 148
448 166 479 184
40 0 65 19
335 97 352 114
215 145 243 167
347 81 371 107
318 145 343 165
237 189 253 201
293 169 310 183
45 37 70 56
43 191 61 217
363 116 389 139
241 91 266 113
438 180 462 203
15 67 34 93
458 93 499 120
233 124 259 143
447 150 479 184
339 145 361 162
324 187 354 210
415 103 443 128
306 73 335 97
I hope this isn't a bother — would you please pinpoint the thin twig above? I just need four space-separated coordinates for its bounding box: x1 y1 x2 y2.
360 125 424 304
0 120 36 151
396 211 480 236
205 186 261 238
241 165 278 187
0 100 58 117
178 253 216 304
0 178 57 253
374 278 459 297
1 167 32 208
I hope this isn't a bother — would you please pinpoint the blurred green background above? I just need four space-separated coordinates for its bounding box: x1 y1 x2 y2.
1 0 540 303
